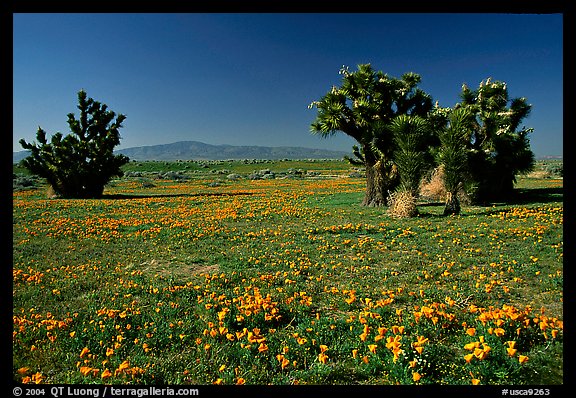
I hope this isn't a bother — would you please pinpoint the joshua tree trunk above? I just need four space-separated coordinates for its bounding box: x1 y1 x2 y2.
443 191 461 216
362 160 389 207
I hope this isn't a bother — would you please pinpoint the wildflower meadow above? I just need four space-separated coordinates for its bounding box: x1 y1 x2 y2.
12 159 563 386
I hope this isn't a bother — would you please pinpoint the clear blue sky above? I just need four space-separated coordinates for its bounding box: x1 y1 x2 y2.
13 13 563 157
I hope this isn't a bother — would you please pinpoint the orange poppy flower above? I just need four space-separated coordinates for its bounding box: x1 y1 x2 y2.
258 343 268 353
101 369 112 379
464 342 478 351
494 328 505 337
117 361 130 372
80 347 90 358
80 366 93 376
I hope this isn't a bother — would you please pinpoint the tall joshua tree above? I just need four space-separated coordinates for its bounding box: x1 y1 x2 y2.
19 90 129 198
309 64 433 207
459 78 535 201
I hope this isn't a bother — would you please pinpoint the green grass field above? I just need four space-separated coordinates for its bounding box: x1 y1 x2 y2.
12 160 563 385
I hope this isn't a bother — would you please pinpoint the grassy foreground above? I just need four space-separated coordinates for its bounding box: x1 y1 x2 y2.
12 160 563 385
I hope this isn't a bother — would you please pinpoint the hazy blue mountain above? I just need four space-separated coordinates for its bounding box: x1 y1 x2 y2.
114 141 350 161
13 150 31 164
13 142 561 163
13 141 349 163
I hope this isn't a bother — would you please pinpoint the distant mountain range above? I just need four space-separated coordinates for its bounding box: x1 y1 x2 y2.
13 141 562 163
13 141 350 162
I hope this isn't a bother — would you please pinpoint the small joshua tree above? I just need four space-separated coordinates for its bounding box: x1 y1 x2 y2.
438 107 474 215
387 115 430 218
19 90 129 198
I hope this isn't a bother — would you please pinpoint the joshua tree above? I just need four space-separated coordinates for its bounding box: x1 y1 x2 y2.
309 64 433 206
438 107 474 215
384 115 431 217
459 78 535 201
390 115 431 196
19 90 129 198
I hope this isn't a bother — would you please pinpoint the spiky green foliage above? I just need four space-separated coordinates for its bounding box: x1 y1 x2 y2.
343 145 365 166
309 64 433 206
390 115 430 196
19 90 129 198
438 108 475 215
458 78 535 201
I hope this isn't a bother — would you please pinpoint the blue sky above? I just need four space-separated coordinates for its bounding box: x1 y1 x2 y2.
13 13 563 157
